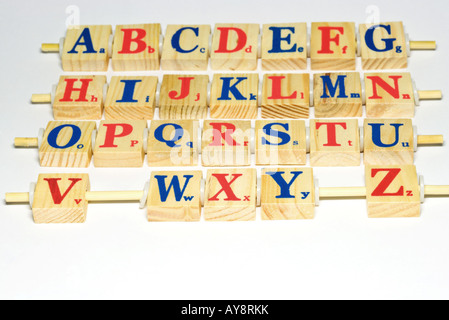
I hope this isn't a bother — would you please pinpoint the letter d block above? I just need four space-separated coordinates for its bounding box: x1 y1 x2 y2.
366 165 420 218
32 174 90 224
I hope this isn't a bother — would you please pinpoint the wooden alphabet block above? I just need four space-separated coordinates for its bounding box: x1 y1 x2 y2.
147 120 199 167
364 119 414 165
159 74 209 119
261 168 315 220
359 22 408 70
147 171 202 222
161 25 211 70
111 24 161 71
39 121 96 168
210 73 259 119
310 119 360 167
255 120 307 165
313 72 363 118
310 22 357 70
204 168 256 221
261 73 310 119
32 174 90 224
261 23 307 70
93 120 147 167
104 76 158 120
366 165 420 218
210 23 259 70
202 120 251 167
62 25 112 71
53 75 106 120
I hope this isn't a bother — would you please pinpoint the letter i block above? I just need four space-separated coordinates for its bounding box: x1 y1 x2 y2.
93 120 147 167
261 73 310 119
32 174 90 224
366 165 421 218
359 22 408 70
159 75 209 119
147 120 199 167
364 119 414 165
104 76 158 120
53 75 106 120
62 25 112 71
39 121 96 168
211 24 260 70
310 119 361 167
210 73 259 119
310 22 357 70
147 171 202 222
261 23 307 70
161 25 211 71
313 72 363 118
204 169 257 221
255 120 307 165
261 168 315 220
111 24 161 71
365 73 416 118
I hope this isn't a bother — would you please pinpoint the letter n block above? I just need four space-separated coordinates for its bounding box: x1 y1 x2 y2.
366 165 421 218
32 174 90 224
204 169 256 221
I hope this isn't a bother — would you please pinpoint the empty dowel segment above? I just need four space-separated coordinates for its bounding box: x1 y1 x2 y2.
5 193 29 204
31 94 52 104
418 90 443 100
14 138 39 148
319 187 367 199
417 135 444 146
424 186 449 197
409 41 437 50
85 191 144 202
41 43 60 53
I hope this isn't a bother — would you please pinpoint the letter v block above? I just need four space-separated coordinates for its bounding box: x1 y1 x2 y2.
366 165 420 218
147 171 202 222
204 169 257 221
32 174 90 224
261 168 315 220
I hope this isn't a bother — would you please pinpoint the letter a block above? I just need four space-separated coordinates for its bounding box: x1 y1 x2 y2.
204 169 257 221
366 165 421 218
159 75 209 119
147 171 202 222
39 121 96 168
94 120 147 167
261 168 315 220
32 174 90 224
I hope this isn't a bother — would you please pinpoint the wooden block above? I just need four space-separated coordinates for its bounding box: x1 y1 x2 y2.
310 22 356 70
111 24 161 71
365 72 415 118
93 120 147 167
202 120 251 167
313 72 363 117
104 76 158 120
147 171 202 222
210 24 259 70
161 25 211 70
204 168 256 221
210 73 258 119
39 121 96 168
359 22 408 70
366 165 420 218
53 75 106 120
159 74 209 119
261 23 307 70
364 119 414 165
62 25 112 71
255 120 307 165
147 120 199 167
32 174 90 224
261 73 310 119
310 119 360 167
261 168 315 220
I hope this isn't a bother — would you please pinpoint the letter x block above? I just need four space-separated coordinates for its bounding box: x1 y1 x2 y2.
261 168 315 220
366 165 421 218
32 174 90 224
204 168 257 221
310 119 360 167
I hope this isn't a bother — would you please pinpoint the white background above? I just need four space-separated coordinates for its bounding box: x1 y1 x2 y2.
0 0 448 300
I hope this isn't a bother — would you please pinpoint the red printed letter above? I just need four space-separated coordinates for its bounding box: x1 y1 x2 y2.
317 26 344 54
60 78 93 102
367 76 402 99
215 28 247 53
208 174 242 201
118 28 147 54
99 123 134 148
169 77 194 100
267 76 298 100
44 178 82 205
316 122 347 147
371 168 404 197
209 123 240 146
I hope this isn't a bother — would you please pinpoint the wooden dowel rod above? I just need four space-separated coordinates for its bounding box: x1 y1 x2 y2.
85 191 144 202
14 138 39 148
41 43 60 53
424 186 449 197
409 41 436 50
31 94 51 104
319 187 367 199
417 135 444 146
5 193 29 204
418 90 442 100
